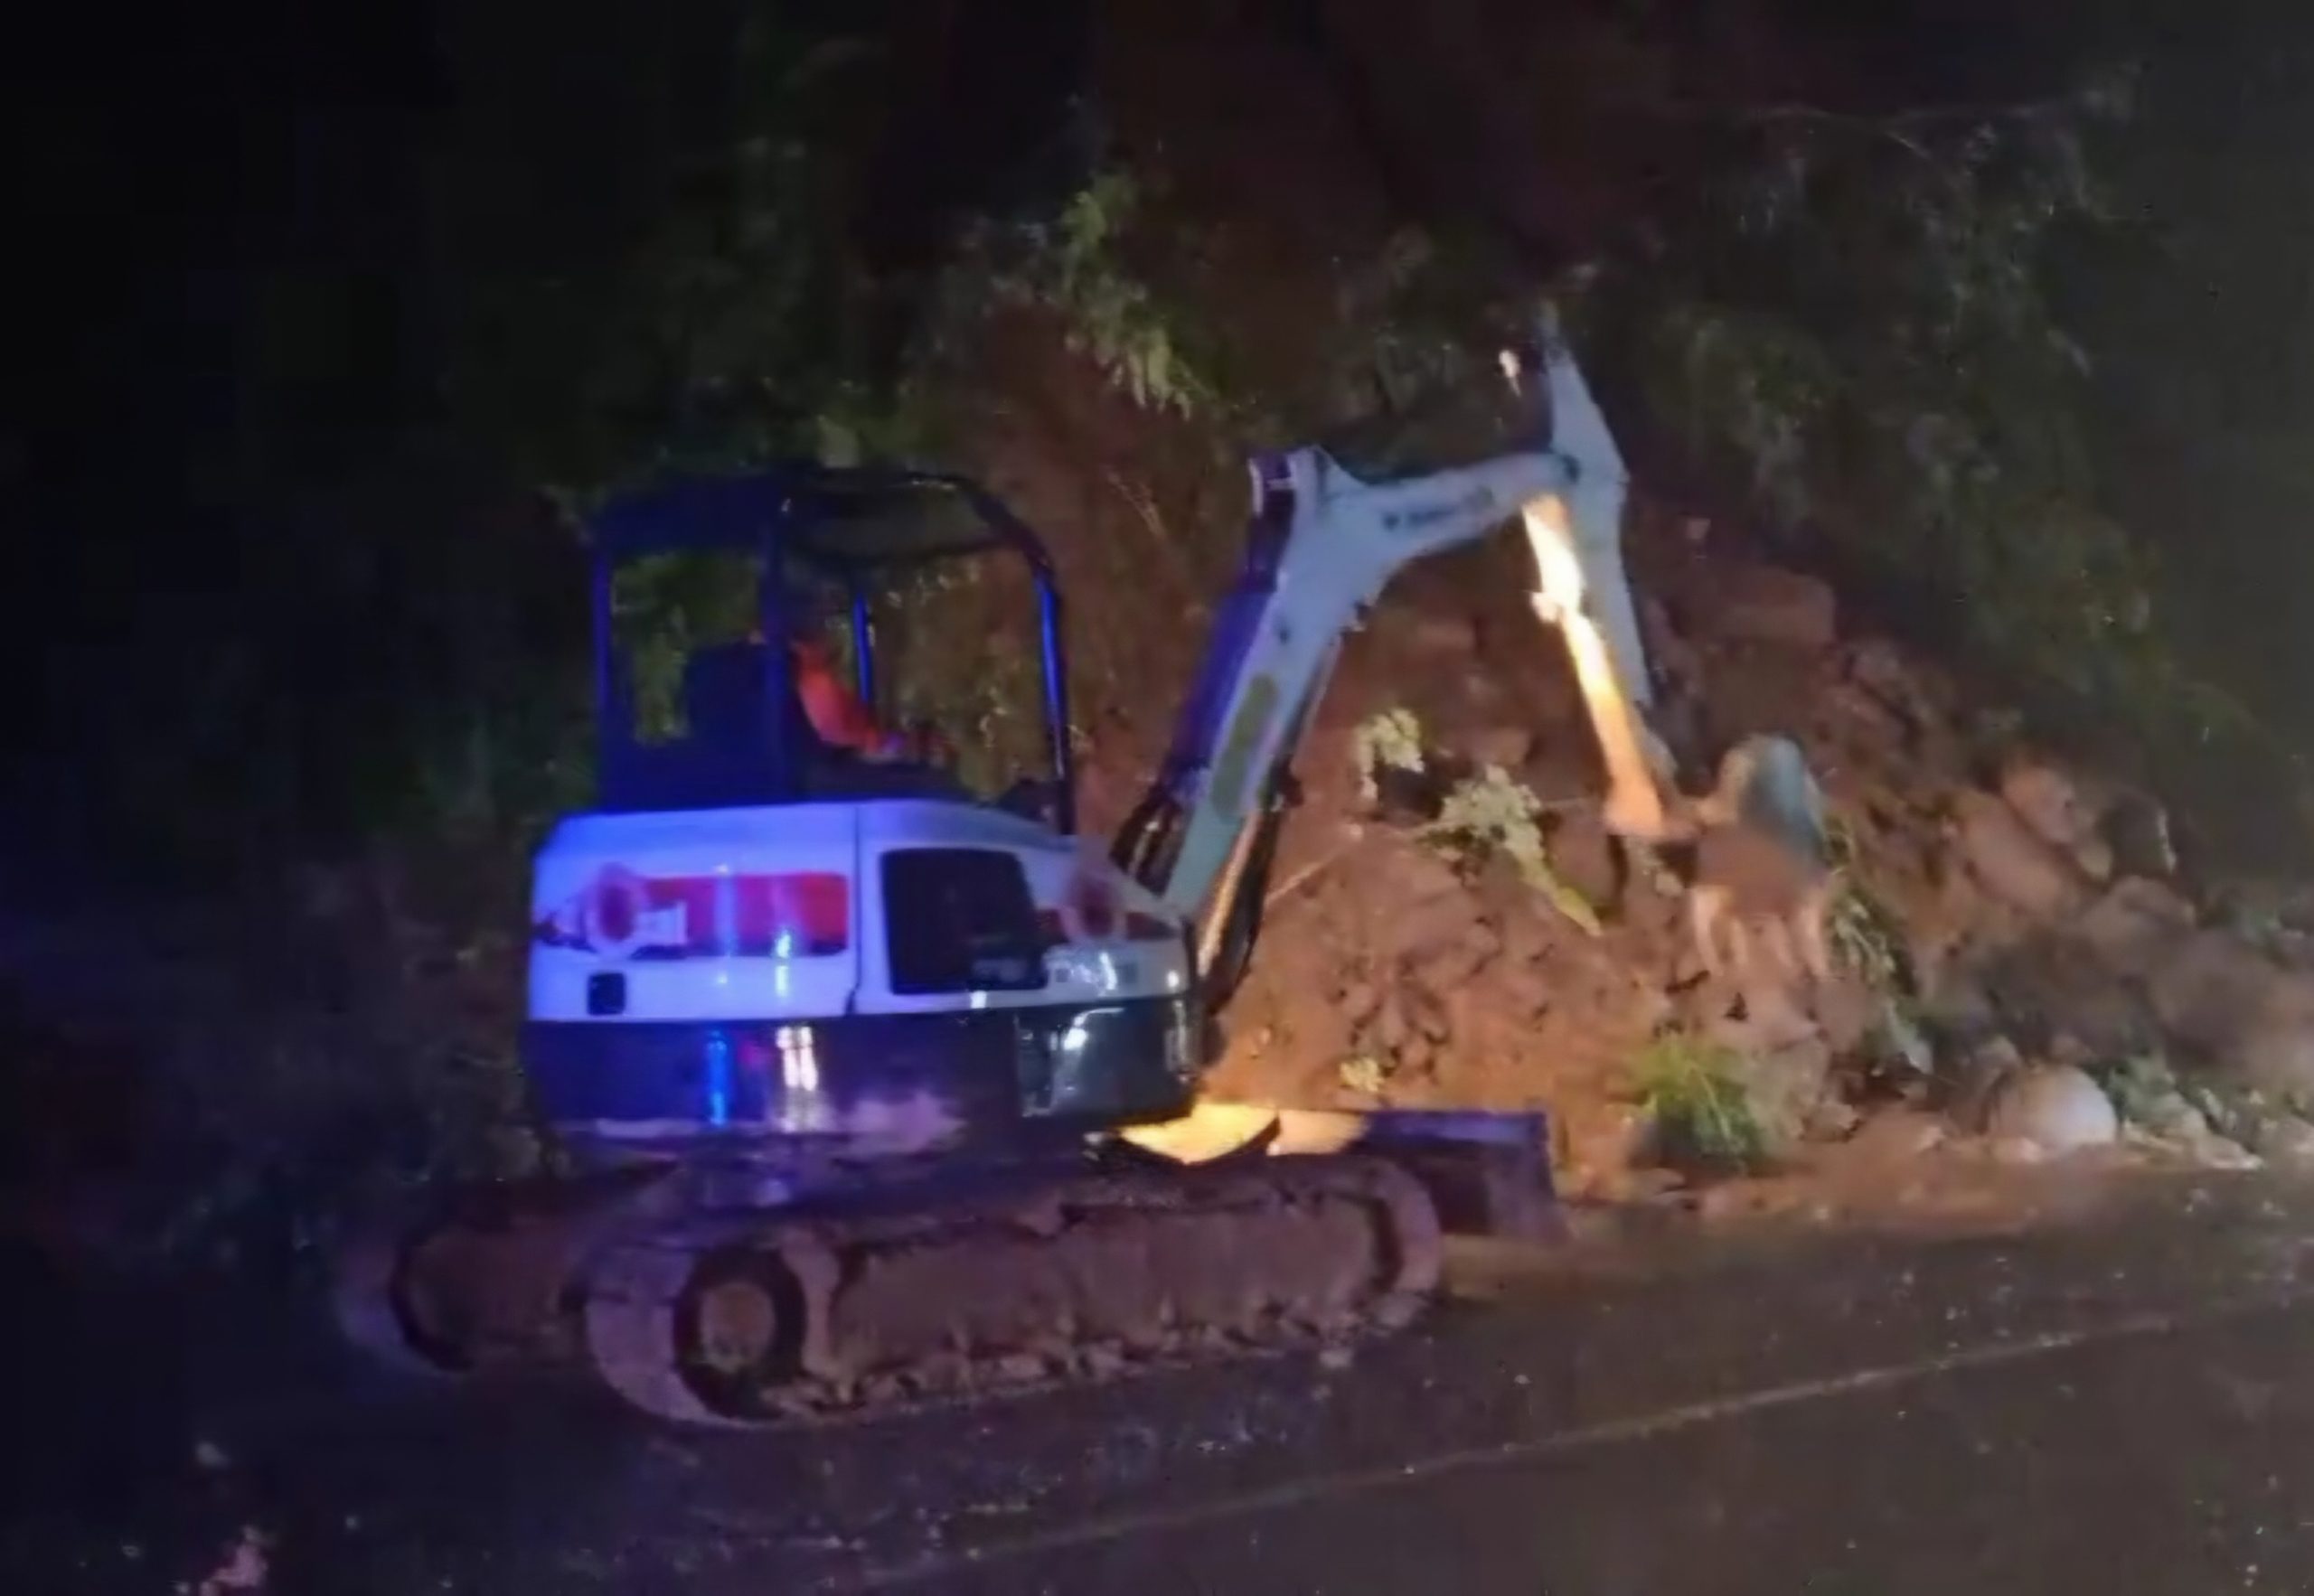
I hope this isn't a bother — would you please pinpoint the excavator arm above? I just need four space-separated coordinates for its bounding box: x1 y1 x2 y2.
1114 340 1690 1000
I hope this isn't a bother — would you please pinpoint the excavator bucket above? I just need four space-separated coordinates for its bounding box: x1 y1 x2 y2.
1121 1102 1562 1243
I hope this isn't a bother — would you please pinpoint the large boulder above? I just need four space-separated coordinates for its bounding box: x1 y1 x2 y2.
2070 878 2196 979
2148 930 2314 1100
1982 934 2161 1056
1987 1064 2120 1154
2149 931 2314 1049
1948 790 2093 923
1999 756 2112 881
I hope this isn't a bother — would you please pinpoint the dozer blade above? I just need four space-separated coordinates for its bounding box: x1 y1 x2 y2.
1121 1102 1562 1244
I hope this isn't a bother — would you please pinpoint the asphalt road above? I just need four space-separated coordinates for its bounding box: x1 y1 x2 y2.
16 1174 2314 1593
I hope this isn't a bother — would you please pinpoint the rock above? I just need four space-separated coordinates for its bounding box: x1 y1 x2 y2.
1986 1064 2120 1154
1822 681 1913 746
1947 1035 2026 1131
1950 790 2092 922
992 1352 1049 1383
1592 1166 1688 1204
1845 1107 1951 1161
2103 792 2178 879
2187 1131 2262 1170
2247 1113 2314 1169
1809 973 1885 1058
1705 980 1820 1057
1466 727 1535 773
1805 1097 1864 1140
1844 637 1938 720
2148 932 2314 1088
1640 596 1705 694
1735 1036 1836 1149
2230 1021 2314 1102
1457 670 1510 715
2149 932 2272 1047
1542 808 1622 911
1706 564 1839 651
2072 835 2116 884
2046 1033 2098 1072
1566 1103 1653 1181
1371 994 1411 1055
1337 980 1382 1025
1983 934 2161 1057
1915 954 2002 1042
1404 613 1479 659
1406 983 1452 1043
2133 1089 2211 1143
1874 1003 1937 1078
1999 756 2100 853
2070 878 2196 980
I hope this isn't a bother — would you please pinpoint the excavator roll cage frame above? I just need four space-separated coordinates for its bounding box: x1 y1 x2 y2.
585 465 1080 829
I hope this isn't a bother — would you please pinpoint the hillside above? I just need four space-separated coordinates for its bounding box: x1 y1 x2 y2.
10 0 2314 1277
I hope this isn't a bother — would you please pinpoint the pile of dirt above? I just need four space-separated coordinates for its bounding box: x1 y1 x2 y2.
1202 511 2314 1216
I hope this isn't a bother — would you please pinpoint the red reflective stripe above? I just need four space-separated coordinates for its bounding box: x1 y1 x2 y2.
756 872 849 954
543 869 851 957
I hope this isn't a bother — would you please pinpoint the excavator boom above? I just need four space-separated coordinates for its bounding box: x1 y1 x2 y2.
1117 338 1685 989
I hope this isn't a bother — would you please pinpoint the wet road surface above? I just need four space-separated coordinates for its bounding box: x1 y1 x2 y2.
16 1173 2314 1593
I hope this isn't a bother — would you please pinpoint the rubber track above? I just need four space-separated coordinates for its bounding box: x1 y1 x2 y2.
581 1154 1442 1429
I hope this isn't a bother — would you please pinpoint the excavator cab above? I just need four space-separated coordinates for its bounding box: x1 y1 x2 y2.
587 466 1077 828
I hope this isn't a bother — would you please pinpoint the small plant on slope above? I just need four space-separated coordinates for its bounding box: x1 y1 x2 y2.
1820 815 1911 995
1338 1053 1391 1098
1631 1033 1771 1174
1422 766 1604 936
1350 707 1427 804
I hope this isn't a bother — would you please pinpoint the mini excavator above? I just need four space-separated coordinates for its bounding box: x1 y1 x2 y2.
335 330 1821 1426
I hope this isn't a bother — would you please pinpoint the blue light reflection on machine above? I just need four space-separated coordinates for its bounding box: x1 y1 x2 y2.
703 1027 734 1126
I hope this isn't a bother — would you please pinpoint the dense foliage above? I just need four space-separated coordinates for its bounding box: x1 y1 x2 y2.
13 0 2314 878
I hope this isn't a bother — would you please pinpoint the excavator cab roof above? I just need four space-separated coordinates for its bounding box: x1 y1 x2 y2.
589 465 1055 575
585 465 1073 822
